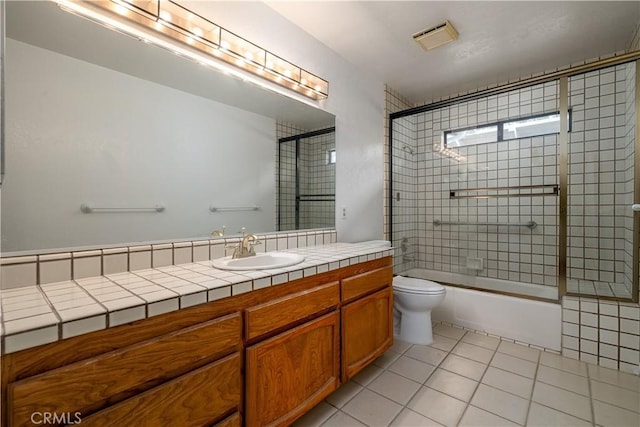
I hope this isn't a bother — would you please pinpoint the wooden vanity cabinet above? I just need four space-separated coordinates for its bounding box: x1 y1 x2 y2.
3 311 243 427
341 267 394 380
245 311 340 426
1 256 393 427
244 282 341 426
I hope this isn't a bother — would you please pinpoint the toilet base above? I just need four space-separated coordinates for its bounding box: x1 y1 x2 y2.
398 310 434 345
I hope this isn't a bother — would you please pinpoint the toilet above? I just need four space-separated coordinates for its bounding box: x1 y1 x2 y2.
392 276 446 345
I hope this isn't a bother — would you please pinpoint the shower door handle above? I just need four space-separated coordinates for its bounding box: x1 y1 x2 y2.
632 204 640 211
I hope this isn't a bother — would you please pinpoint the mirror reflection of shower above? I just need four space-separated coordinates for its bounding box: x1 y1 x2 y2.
277 126 336 231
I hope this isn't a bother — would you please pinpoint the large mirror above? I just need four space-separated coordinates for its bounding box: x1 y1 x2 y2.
1 1 335 253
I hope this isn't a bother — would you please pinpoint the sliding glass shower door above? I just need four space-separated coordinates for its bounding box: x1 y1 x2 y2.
277 127 336 231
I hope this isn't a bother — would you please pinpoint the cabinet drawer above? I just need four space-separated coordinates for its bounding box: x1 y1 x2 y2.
341 266 392 303
79 353 242 427
7 312 241 427
245 281 339 341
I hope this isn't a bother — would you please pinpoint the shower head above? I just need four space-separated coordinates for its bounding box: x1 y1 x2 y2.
402 145 415 155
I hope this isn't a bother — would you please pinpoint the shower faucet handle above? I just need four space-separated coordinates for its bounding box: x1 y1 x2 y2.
632 204 640 211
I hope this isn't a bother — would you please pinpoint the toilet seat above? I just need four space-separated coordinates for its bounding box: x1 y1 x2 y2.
393 276 445 295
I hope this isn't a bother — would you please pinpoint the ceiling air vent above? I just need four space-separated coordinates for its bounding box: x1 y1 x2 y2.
413 20 458 51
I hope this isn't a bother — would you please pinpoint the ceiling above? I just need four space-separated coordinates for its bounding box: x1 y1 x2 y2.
266 1 640 104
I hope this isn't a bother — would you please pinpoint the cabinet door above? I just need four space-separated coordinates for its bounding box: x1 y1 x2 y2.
245 311 340 427
342 287 393 380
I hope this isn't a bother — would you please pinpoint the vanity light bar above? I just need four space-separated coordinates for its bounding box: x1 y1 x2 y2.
54 0 329 100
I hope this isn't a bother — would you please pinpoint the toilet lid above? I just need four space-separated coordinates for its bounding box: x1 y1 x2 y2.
393 276 445 294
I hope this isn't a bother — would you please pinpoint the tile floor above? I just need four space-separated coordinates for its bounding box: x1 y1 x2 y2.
294 324 640 427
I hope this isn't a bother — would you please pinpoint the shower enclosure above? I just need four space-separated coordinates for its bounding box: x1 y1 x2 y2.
389 56 639 303
277 127 336 231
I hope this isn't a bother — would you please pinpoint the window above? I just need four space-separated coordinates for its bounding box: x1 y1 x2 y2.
327 149 336 164
446 125 498 147
444 111 569 148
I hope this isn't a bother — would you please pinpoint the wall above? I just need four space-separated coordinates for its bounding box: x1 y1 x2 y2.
189 2 385 243
386 86 418 272
2 39 276 252
567 63 635 298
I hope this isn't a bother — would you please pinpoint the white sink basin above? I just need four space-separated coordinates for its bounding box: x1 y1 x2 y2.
212 252 305 271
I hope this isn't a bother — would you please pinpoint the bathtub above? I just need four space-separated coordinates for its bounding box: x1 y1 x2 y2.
401 268 562 351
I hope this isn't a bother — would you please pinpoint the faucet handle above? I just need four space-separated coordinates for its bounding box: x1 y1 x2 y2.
211 225 226 237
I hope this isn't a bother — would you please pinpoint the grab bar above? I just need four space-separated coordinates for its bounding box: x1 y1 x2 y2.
81 204 165 213
450 184 558 199
209 206 259 212
433 219 537 230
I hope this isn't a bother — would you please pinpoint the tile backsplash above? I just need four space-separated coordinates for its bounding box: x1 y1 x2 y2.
0 229 337 290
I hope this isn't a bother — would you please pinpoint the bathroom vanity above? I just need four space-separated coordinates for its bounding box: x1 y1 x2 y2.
1 245 393 427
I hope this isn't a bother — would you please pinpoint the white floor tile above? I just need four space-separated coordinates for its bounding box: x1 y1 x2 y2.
539 351 588 377
470 384 529 425
497 340 540 362
325 381 363 409
440 353 488 381
368 371 422 405
458 405 518 427
425 369 478 403
428 334 460 352
321 410 366 427
352 363 384 386
527 402 592 426
387 355 437 384
590 379 640 413
490 351 538 378
390 408 443 426
433 324 466 340
592 399 640 427
532 382 592 422
407 386 466 427
342 389 403 427
406 344 448 366
536 364 590 396
481 366 533 399
451 342 495 364
293 401 336 427
461 333 501 350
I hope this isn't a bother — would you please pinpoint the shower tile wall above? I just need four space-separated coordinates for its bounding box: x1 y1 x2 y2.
276 122 306 230
414 82 560 287
391 115 418 272
567 63 636 298
276 122 336 231
383 85 418 249
298 132 336 229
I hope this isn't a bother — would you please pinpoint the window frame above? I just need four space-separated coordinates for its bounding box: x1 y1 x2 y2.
443 110 572 148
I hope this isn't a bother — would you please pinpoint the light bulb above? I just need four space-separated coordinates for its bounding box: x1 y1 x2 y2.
114 4 127 15
160 11 171 21
193 27 203 37
300 78 307 85
244 52 254 61
221 40 230 51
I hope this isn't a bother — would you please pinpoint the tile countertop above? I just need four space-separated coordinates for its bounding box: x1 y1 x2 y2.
0 242 393 354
